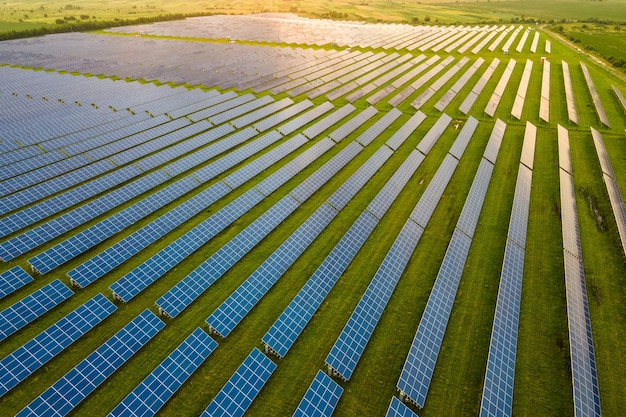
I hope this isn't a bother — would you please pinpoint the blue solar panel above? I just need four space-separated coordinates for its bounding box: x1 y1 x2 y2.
16 310 165 417
448 116 479 161
290 142 363 204
255 138 335 197
385 112 427 151
108 328 218 417
302 104 356 140
110 189 265 303
0 170 171 262
396 229 472 407
68 182 232 288
28 175 199 274
262 211 379 358
209 96 275 125
409 154 458 228
325 220 424 381
327 146 393 210
0 279 73 342
507 165 532 248
367 150 425 220
292 371 343 417
200 348 276 417
0 293 117 397
416 114 452 155
355 108 402 147
278 102 334 136
156 194 301 318
329 106 378 143
207 203 337 337
456 159 495 238
479 238 525 417
0 266 33 300
386 397 420 417
483 119 506 165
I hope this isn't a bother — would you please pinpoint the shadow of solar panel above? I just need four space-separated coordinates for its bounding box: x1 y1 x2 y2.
325 220 424 381
109 328 217 417
201 348 276 417
0 279 73 342
293 371 343 417
0 266 33 300
0 293 116 397
16 310 164 417
386 397 419 417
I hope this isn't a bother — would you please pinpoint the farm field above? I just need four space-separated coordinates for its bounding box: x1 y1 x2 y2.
1 11 626 417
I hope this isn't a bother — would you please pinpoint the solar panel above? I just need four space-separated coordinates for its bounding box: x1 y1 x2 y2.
456 159 496 238
511 60 533 120
435 58 484 112
262 211 379 358
329 106 378 143
290 142 363 204
485 58 516 117
580 62 610 128
410 155 459 228
483 119 507 165
0 293 116 397
292 371 343 417
562 251 602 417
0 279 73 342
200 348 276 417
561 61 578 125
278 102 334 136
612 85 626 114
328 146 393 210
590 127 616 180
416 113 452 155
110 188 265 303
386 397 419 417
355 108 402 147
519 121 537 171
560 170 581 260
207 203 337 338
530 31 540 53
367 150 425 220
478 238 525 417
325 220 424 381
396 229 472 406
385 111 427 151
302 104 356 140
449 116 479 160
539 60 550 122
155 193 303 318
108 328 218 417
16 310 165 417
0 266 33 300
459 58 499 115
209 95 274 125
507 165 533 248
233 97 295 129
603 174 626 258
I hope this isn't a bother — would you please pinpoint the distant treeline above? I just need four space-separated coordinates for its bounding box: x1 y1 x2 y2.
0 12 217 41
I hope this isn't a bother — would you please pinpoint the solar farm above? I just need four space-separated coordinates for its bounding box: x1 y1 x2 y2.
1 12 626 417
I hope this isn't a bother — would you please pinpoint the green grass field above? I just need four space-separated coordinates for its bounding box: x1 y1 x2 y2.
1 3 626 417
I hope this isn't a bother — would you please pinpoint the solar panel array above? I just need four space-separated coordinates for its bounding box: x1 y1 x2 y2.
16 310 165 417
479 122 536 417
396 120 502 408
459 58 500 114
485 58 516 117
293 371 344 417
386 397 420 417
511 59 533 120
558 125 602 417
590 128 626 257
562 61 579 125
613 85 626 114
581 62 611 128
109 328 218 417
0 266 32 299
0 279 73 342
325 118 477 381
0 293 116 397
200 348 276 417
539 60 550 122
